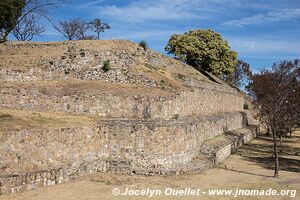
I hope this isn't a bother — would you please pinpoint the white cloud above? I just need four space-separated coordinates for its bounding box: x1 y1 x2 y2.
94 0 246 23
75 0 105 9
94 0 300 23
226 36 300 57
119 30 183 39
96 28 185 41
223 8 300 27
96 0 202 22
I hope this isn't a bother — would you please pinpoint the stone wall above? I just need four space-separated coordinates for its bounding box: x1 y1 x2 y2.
0 41 258 196
0 112 247 195
0 85 244 119
0 67 158 88
0 45 160 87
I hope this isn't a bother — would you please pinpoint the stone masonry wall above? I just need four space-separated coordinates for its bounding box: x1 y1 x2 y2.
0 46 158 87
0 112 247 194
0 85 244 119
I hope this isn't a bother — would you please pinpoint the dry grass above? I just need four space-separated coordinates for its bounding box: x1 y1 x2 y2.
2 131 299 200
0 109 96 132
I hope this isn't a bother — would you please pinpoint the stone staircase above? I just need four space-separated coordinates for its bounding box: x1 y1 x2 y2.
177 126 258 175
133 125 259 176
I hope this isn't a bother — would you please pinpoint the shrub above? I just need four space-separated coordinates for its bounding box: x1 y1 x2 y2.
0 113 12 120
102 60 111 72
160 80 166 84
64 69 70 75
173 114 179 119
177 73 185 80
139 40 148 50
159 80 167 89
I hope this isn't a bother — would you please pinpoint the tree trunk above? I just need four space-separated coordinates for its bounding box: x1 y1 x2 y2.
272 130 279 178
0 32 8 43
266 126 270 136
279 135 283 146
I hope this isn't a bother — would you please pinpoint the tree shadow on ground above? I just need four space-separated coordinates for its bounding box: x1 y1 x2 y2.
232 134 300 173
218 167 274 178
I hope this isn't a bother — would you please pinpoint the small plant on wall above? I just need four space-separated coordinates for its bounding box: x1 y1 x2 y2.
243 103 249 110
102 60 111 72
173 114 179 119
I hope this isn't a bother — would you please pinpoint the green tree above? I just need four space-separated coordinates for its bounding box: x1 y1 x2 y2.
1 0 61 43
0 0 25 42
165 29 237 76
89 19 110 40
139 40 148 50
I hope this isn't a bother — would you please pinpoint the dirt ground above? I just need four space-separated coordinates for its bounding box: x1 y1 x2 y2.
1 131 299 200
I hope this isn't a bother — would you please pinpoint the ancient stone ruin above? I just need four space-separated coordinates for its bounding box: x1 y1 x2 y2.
0 40 258 195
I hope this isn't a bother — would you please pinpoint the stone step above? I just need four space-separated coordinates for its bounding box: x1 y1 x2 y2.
178 126 258 174
200 125 258 164
178 154 214 174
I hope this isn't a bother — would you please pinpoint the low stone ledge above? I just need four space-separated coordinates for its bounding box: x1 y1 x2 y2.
200 126 258 165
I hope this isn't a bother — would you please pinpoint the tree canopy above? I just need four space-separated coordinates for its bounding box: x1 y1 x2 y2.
54 18 110 40
12 13 45 41
165 29 237 76
248 59 300 177
1 0 61 42
0 0 25 42
89 19 110 40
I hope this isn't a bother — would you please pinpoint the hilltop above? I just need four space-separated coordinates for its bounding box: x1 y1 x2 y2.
0 40 228 91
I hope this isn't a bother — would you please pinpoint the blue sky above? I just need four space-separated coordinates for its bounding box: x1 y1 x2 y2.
15 0 300 72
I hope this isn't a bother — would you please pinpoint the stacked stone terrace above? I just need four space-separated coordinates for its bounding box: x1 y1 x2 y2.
0 40 258 195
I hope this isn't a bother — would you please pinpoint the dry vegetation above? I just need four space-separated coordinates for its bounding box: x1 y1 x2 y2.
0 109 97 132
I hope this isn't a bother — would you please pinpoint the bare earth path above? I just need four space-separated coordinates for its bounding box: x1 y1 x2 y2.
2 131 300 200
